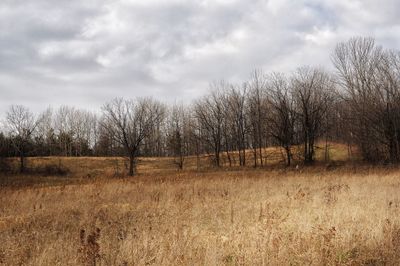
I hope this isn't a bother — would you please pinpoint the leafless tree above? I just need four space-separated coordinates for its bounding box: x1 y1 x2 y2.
267 73 297 166
141 109 167 157
332 37 400 162
54 106 75 156
225 83 249 166
0 131 11 171
378 50 400 162
194 84 225 167
52 106 98 156
34 107 55 155
101 98 165 176
247 70 269 167
292 67 334 164
166 104 191 169
332 37 379 161
5 105 41 173
69 109 98 156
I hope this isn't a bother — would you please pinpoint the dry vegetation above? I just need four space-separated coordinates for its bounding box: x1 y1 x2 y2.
2 145 400 265
2 167 400 265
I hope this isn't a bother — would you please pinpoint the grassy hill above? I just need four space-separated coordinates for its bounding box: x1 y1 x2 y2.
3 142 358 175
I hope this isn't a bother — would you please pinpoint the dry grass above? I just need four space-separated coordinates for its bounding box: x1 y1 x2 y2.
2 142 359 180
1 165 400 265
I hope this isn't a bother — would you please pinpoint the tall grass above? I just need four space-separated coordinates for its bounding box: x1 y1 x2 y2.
1 167 400 265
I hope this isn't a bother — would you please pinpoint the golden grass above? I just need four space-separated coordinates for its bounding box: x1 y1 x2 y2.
3 142 358 180
1 165 400 265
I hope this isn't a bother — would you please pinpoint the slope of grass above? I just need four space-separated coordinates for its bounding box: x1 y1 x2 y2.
2 142 358 177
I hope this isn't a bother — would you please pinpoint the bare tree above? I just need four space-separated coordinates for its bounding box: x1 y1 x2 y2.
101 98 165 176
267 73 297 166
35 107 55 155
54 106 74 156
194 85 225 167
141 108 167 157
70 109 97 156
5 105 41 173
332 37 400 162
247 70 269 167
0 132 11 172
333 37 378 161
292 67 334 164
166 104 190 169
378 50 400 162
225 84 249 166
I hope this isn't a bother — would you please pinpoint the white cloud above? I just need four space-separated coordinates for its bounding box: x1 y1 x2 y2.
1 0 400 115
96 45 126 68
303 27 335 46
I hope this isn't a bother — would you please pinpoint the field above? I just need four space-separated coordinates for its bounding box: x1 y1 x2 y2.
1 145 400 265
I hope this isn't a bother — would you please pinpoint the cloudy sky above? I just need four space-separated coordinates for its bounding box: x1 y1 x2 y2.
1 0 400 114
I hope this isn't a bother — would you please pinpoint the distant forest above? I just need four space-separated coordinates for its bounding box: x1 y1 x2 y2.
2 37 400 175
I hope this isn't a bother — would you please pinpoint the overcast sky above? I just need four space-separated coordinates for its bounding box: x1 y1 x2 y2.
1 0 400 114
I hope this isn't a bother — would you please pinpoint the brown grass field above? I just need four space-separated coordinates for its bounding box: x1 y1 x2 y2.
2 144 400 265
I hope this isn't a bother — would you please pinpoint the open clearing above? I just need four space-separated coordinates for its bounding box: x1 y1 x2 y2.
1 162 400 265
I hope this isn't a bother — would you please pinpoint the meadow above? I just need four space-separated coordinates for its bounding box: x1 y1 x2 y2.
1 144 400 265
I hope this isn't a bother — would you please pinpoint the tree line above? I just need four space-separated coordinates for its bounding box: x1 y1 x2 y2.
1 37 400 175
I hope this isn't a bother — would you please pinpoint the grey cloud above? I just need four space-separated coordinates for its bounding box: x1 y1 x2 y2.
1 0 400 116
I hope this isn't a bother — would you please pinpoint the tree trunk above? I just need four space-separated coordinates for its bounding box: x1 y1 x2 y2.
253 147 257 168
309 138 314 163
179 154 184 170
285 146 291 167
20 153 25 173
304 132 308 163
325 136 330 162
196 142 200 170
226 150 232 167
129 154 135 176
258 123 263 167
215 150 220 167
243 148 246 166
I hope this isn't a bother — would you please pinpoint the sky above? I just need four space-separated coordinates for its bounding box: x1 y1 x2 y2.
1 0 400 115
